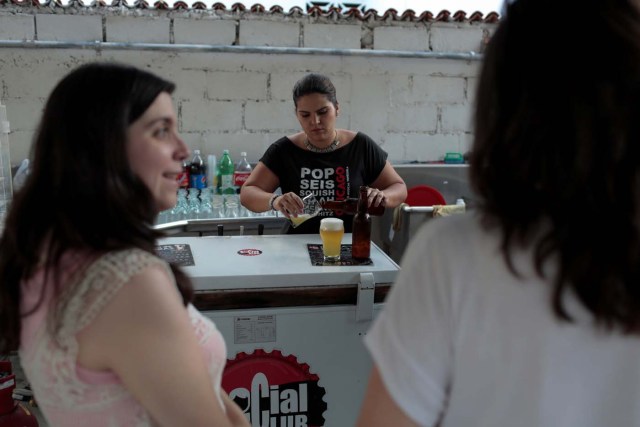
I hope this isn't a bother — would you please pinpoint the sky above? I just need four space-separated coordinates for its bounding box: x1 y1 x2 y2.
227 1 505 15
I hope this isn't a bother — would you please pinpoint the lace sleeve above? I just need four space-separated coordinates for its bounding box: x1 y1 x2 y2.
54 249 173 341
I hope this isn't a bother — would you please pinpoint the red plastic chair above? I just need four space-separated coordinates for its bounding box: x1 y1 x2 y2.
404 185 446 207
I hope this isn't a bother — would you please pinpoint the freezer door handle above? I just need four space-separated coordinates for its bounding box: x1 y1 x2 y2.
356 272 375 322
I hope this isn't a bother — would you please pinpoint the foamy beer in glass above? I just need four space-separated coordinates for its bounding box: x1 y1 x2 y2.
320 218 344 262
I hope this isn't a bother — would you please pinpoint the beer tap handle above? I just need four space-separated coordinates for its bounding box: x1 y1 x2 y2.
217 224 224 236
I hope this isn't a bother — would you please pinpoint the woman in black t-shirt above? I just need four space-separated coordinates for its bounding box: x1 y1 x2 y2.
240 73 407 234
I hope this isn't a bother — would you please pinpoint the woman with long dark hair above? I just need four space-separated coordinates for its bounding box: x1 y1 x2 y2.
358 0 640 425
0 63 248 426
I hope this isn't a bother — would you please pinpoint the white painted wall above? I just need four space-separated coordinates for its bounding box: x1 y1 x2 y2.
0 6 495 167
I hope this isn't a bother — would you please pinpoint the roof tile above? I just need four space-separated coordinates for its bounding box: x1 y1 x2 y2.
399 9 416 22
0 0 502 21
435 10 451 21
230 1 245 11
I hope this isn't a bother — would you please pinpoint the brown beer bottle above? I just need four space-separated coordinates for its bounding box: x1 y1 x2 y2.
351 186 371 259
321 197 385 216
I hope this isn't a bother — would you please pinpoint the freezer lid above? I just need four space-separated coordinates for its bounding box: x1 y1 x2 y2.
157 234 400 291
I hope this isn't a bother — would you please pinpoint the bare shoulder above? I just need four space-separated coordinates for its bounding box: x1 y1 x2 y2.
338 129 358 145
88 262 183 326
76 261 186 370
119 263 181 306
287 131 306 148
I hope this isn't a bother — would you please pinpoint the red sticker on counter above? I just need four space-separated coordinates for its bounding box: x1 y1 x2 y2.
223 349 327 426
237 249 263 256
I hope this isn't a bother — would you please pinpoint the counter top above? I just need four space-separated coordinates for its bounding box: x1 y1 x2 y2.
158 233 400 292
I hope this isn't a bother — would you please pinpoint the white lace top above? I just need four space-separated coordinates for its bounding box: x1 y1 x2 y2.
19 249 226 427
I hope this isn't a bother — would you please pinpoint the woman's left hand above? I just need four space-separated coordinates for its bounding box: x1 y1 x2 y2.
367 187 387 207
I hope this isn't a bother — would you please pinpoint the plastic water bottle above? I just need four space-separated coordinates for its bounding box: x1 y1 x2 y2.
171 191 189 221
189 149 207 189
200 187 214 219
207 154 218 193
187 190 201 219
233 151 252 189
218 149 235 195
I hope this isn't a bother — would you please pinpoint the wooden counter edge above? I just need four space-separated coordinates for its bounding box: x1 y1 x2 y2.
193 283 392 311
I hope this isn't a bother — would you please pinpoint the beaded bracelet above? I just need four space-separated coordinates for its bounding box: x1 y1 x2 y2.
268 194 282 211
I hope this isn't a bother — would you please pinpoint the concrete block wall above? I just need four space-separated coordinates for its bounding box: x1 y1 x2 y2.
0 5 496 167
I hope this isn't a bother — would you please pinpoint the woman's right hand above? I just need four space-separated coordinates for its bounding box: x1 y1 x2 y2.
273 191 304 218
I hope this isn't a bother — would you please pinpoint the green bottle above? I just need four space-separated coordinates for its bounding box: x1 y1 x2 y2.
218 149 235 195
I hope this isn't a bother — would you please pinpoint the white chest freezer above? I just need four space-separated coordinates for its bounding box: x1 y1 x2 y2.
157 233 400 427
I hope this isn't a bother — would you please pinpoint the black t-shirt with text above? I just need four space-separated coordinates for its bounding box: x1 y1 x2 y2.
260 132 387 234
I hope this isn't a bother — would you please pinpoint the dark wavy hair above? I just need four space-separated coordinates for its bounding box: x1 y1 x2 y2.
0 62 193 354
470 0 640 332
292 73 338 108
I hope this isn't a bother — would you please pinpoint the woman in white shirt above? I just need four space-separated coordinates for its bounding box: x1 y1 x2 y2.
358 0 640 426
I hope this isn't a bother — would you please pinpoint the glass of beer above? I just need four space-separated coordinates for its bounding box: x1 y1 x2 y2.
320 218 344 262
290 193 322 228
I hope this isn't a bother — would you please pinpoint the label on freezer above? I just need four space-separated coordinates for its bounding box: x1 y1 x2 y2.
234 315 276 344
223 349 327 426
237 248 263 256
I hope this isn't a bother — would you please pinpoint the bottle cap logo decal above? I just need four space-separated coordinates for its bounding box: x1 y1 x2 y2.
223 349 327 426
